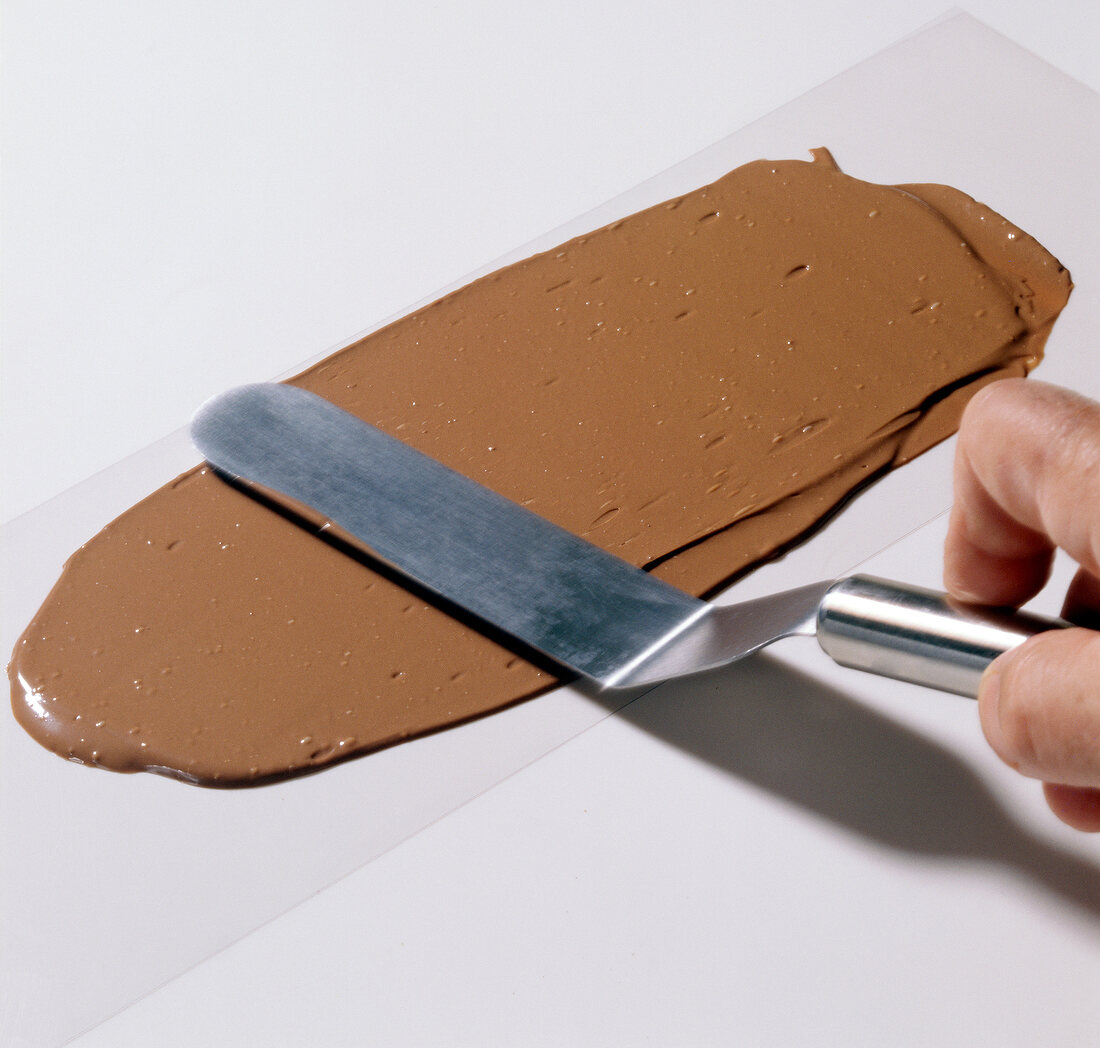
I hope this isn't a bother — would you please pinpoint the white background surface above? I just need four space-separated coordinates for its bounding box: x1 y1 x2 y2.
2 4 1099 1047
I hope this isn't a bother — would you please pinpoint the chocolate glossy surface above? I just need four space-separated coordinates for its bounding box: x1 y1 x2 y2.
8 151 1071 784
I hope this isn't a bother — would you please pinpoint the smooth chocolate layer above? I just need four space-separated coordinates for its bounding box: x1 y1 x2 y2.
9 151 1071 785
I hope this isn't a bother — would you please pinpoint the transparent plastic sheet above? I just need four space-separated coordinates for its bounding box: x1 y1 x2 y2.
2 13 1098 1046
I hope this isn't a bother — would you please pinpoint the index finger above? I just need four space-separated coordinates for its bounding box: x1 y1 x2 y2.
944 378 1100 607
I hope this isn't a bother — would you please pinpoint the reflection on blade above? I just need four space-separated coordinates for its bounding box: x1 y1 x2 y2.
193 384 706 686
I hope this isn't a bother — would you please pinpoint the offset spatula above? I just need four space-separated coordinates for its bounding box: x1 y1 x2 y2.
192 384 1065 697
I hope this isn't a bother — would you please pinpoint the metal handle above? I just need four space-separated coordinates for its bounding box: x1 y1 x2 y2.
816 574 1067 697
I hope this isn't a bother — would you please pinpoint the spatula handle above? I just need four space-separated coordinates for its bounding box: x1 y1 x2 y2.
815 574 1067 697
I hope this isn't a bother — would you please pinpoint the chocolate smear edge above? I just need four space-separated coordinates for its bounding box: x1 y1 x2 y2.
8 150 1072 785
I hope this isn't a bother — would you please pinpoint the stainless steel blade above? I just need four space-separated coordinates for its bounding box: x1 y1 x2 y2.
191 384 825 688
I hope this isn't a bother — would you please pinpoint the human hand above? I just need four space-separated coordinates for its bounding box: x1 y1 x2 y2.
945 378 1100 832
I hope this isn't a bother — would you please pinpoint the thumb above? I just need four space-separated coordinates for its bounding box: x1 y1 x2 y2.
1041 783 1100 833
979 627 1100 825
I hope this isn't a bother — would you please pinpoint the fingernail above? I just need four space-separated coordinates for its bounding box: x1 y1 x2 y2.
977 659 1017 770
978 660 1000 705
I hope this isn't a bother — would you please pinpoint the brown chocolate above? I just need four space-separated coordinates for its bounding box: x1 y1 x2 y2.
8 151 1071 785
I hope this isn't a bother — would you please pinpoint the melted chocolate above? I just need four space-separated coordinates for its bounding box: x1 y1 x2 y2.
8 151 1071 785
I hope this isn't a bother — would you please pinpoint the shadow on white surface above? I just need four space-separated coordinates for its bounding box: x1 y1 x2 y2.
600 653 1100 921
